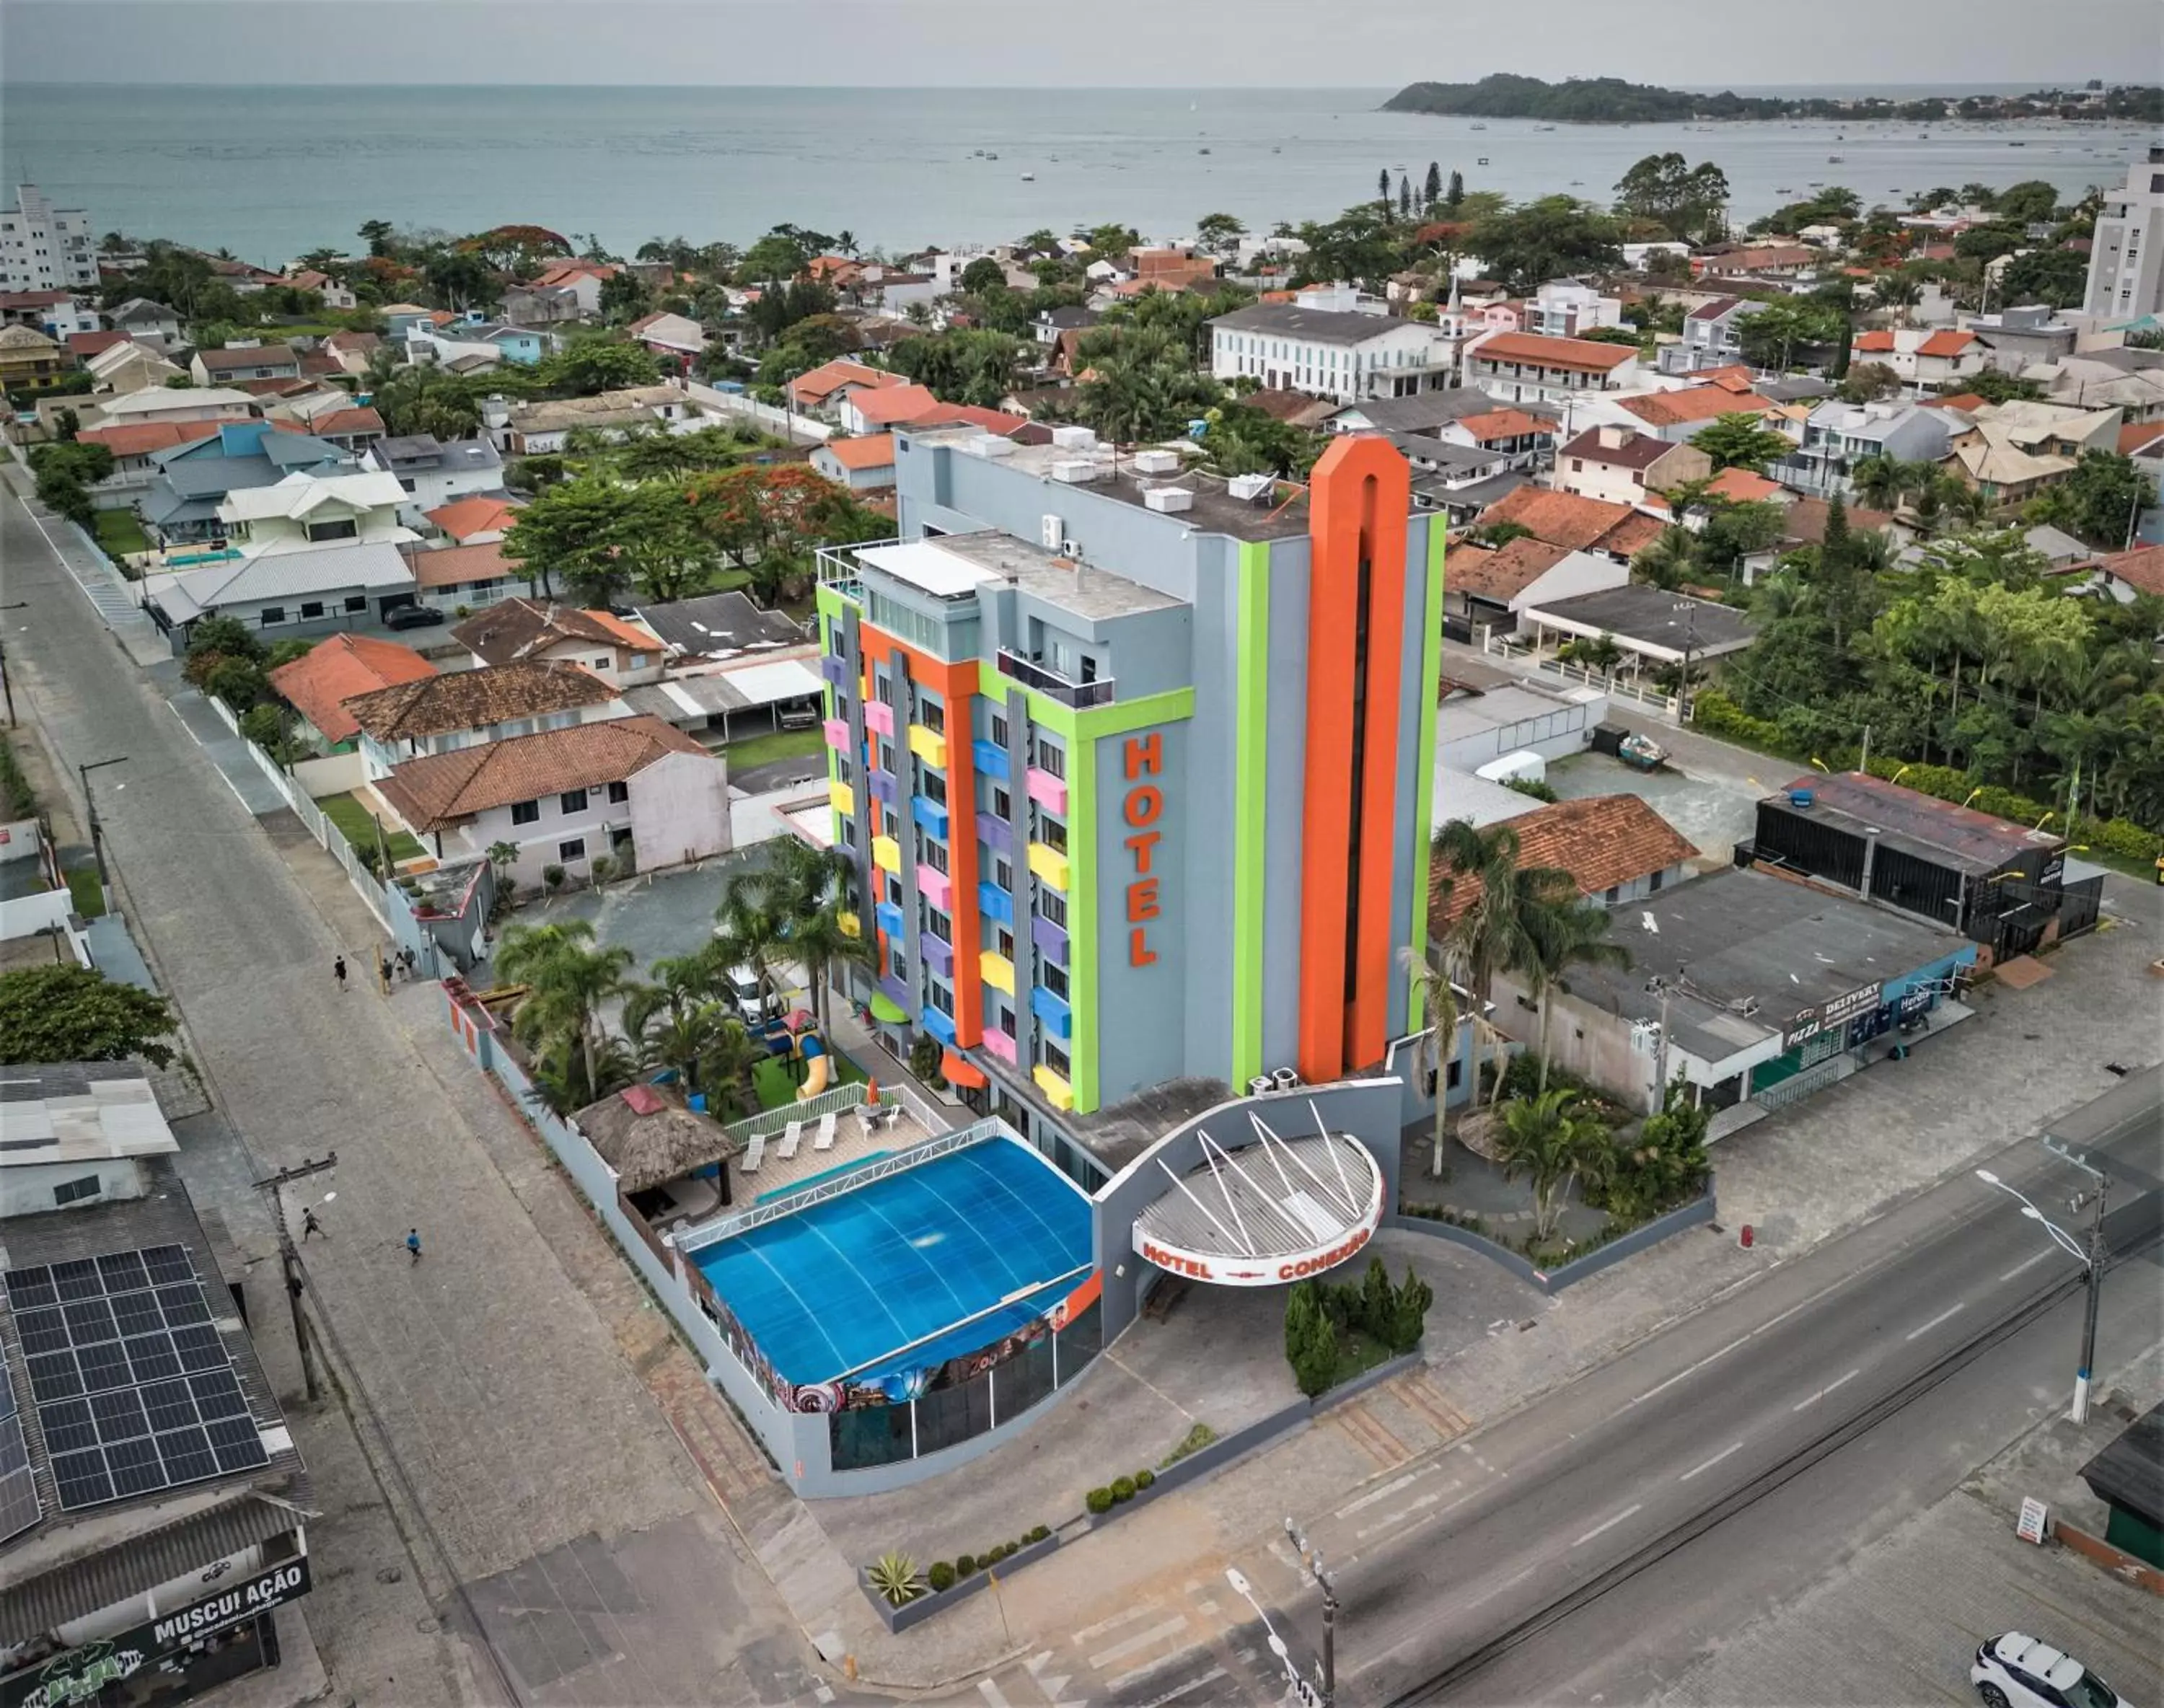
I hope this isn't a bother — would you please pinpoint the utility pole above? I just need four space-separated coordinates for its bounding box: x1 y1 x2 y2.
1285 1516 1338 1708
251 1152 338 1404
1858 723 1870 778
2043 1137 2111 1424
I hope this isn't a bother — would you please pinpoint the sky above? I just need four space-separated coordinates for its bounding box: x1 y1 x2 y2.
5 0 2160 89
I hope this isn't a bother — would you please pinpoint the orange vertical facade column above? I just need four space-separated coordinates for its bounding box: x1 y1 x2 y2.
1298 436 1411 1082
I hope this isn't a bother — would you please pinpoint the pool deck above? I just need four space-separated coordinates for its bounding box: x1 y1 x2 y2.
662 1098 947 1248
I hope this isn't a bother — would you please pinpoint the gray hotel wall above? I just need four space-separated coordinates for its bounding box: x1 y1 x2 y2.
1091 716 1192 1101
1259 535 1312 1078
1091 1076 1407 1339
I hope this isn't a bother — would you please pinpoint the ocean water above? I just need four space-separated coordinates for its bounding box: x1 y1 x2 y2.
3 83 2151 265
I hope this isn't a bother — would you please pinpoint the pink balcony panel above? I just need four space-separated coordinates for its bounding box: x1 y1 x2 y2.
822 718 850 752
982 1028 1018 1065
918 866 954 910
1024 767 1068 814
863 700 895 737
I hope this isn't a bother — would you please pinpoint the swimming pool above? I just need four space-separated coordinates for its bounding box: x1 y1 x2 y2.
691 1137 1094 1388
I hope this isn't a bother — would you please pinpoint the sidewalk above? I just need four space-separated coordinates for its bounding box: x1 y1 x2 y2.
0 458 170 666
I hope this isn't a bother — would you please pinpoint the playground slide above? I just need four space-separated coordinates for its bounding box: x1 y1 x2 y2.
796 1037 830 1101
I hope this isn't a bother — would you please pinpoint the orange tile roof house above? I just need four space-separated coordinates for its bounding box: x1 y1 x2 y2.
1613 384 1779 437
2092 542 2164 602
405 541 527 607
425 494 521 545
1473 484 1662 563
810 433 898 491
266 633 438 747
451 597 664 685
1464 330 1642 410
342 657 624 771
375 713 727 888
1430 794 1701 932
785 358 903 416
837 382 944 433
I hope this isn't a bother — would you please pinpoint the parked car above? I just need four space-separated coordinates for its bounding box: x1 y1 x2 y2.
1972 1634 2126 1708
384 604 447 630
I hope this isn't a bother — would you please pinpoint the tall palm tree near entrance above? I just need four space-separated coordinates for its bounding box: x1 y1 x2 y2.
1495 1088 1612 1246
1433 821 1554 1107
496 918 635 1104
1400 941 1468 1177
1518 882 1632 1093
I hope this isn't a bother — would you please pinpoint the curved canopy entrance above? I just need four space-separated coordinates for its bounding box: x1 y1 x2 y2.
1132 1111 1384 1287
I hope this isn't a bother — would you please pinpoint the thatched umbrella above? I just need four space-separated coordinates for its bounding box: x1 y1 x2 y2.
575 1082 742 1197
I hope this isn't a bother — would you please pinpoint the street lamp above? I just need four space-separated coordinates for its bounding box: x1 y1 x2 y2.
78 757 127 895
1976 1162 2111 1422
1224 1568 1318 1708
1285 1516 1340 1708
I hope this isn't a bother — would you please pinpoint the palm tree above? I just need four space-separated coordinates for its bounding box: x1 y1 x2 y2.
1399 943 1466 1178
527 1030 638 1118
1849 454 1917 513
1518 882 1632 1094
1494 1089 1611 1245
1432 822 1548 1109
496 919 635 1104
637 1001 759 1108
711 876 790 1020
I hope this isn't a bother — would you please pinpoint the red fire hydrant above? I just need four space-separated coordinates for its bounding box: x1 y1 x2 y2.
1739 1224 1755 1249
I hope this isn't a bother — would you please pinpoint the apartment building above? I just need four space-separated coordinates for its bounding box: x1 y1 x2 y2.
1208 289 1453 404
2085 148 2164 320
0 182 97 293
1464 331 1641 408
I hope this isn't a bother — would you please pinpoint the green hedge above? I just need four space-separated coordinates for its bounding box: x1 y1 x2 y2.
1692 690 2161 866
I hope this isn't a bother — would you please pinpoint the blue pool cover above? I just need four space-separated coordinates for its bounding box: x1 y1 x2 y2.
692 1138 1094 1386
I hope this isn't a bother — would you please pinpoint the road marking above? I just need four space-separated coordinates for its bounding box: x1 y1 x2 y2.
1336 1469 1420 1518
1128 1666 1228 1706
1573 1503 1644 1548
1795 1366 1862 1409
1463 1563 1540 1609
1629 1336 1750 1405
1905 1303 1966 1342
1824 1368 1859 1396
1104 1640 1208 1691
978 1678 1012 1708
1749 1296 1817 1337
1355 1479 1461 1538
1088 1616 1188 1669
1073 1605 1153 1644
167 699 205 746
2000 1249 2054 1282
1679 1441 1744 1482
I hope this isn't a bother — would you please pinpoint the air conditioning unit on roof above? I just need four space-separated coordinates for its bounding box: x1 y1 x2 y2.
968 433 1014 458
1142 486 1194 514
1051 425 1099 451
1051 459 1104 484
1131 449 1182 475
1228 472 1275 502
1040 513 1065 550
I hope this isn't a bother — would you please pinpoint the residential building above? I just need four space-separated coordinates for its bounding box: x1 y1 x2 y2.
0 1080 315 1708
1772 400 1955 499
1464 331 1641 408
137 422 352 547
1847 326 1987 387
485 387 689 455
630 589 806 666
141 541 419 648
376 713 726 886
1324 387 1496 436
66 328 131 363
1443 537 1628 633
837 383 942 435
2084 148 2164 320
619 654 827 747
105 298 183 345
786 358 905 420
1748 770 2088 962
625 310 708 362
320 327 383 374
410 320 550 369
1962 303 2080 371
1435 406 1558 471
343 657 626 777
1032 305 1099 347
94 387 260 428
1739 496 1899 584
1431 792 1697 943
189 343 303 388
0 325 71 392
1518 585 1756 680
1553 424 1712 506
86 340 183 397
1947 400 2124 508
377 304 441 342
367 434 506 526
1590 377 1784 446
0 182 97 291
1662 296 1767 374
1495 864 1975 1128
75 418 223 503
403 541 529 611
1523 278 1623 339
815 426 1449 1146
451 597 665 686
1471 484 1668 565
0 287 99 338
2080 541 2164 603
423 494 519 545
527 261 619 316
266 631 439 748
1692 243 1816 278
283 266 356 309
276 397 386 456
812 434 899 491
214 468 415 558
1209 294 1454 404
501 282 583 326
2028 352 2164 421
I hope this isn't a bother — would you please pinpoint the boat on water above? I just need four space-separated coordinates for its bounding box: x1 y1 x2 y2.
1470 123 1487 131
1020 172 1034 181
1478 157 1490 166
1536 124 1557 131
1828 154 1844 163
1199 147 1210 155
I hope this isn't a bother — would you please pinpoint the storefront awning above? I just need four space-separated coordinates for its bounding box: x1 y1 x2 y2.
867 990 907 1025
941 1049 988 1089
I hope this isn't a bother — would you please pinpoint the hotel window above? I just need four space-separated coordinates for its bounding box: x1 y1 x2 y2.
890 949 909 984
879 740 896 772
927 980 954 1016
1037 890 1067 928
1042 961 1070 999
990 712 1008 747
988 783 1011 819
881 809 900 840
920 902 954 941
920 696 944 734
1032 807 1068 854
923 770 947 806
1034 1039 1072 1078
994 856 1013 892
918 833 949 874
995 926 1015 959
1032 738 1065 779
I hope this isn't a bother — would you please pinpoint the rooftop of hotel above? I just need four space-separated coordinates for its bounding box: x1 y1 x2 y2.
910 427 1313 542
925 528 1187 621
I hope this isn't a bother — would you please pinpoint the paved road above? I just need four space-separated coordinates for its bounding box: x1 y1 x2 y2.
4 477 830 1704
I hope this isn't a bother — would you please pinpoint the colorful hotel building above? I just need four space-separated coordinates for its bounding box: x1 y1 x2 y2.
816 426 1447 1180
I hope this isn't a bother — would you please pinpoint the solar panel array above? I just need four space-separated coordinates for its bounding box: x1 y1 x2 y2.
3 1244 269 1513
0 1357 38 1544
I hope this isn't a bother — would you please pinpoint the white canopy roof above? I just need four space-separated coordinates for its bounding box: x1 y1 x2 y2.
856 539 1002 599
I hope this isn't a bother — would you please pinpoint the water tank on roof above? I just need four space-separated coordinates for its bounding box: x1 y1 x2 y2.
1228 472 1275 502
1051 459 1104 484
1051 425 1099 451
1789 788 1816 809
1131 449 1182 475
1142 486 1194 514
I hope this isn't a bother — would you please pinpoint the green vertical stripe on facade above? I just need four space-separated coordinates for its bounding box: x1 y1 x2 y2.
1407 518 1446 1030
1068 731 1099 1114
1230 540 1271 1088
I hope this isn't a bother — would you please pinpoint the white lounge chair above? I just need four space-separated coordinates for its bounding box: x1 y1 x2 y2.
814 1111 837 1152
741 1130 766 1174
777 1119 804 1161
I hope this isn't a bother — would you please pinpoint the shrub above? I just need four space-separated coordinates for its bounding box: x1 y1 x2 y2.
926 1561 956 1593
867 1551 925 1606
1160 1422 1218 1469
1284 1280 1340 1398
1025 1524 1050 1544
1133 1469 1155 1491
1386 1264 1435 1354
997 1541 1016 1561
953 1552 975 1576
1085 1487 1113 1515
542 863 566 892
1109 1475 1136 1504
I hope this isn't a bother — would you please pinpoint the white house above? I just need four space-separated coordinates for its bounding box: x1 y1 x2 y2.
1208 289 1455 405
1552 424 1713 506
107 298 185 345
625 310 708 361
1464 331 1642 408
375 713 729 887
94 386 260 426
367 434 506 527
141 540 419 647
1848 325 1989 387
215 468 416 558
0 184 97 293
810 433 898 490
1523 279 1624 340
340 656 630 779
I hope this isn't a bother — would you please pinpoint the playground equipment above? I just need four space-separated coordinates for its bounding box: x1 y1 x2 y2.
795 1031 831 1101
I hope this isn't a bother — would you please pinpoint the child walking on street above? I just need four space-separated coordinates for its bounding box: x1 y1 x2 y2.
405 1228 422 1264
333 954 348 992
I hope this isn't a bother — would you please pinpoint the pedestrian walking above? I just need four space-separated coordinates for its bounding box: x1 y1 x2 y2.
302 1205 326 1241
377 953 393 995
405 1228 422 1264
333 954 348 992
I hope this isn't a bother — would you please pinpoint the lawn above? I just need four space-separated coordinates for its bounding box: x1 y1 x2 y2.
317 792 426 863
93 509 149 559
750 1047 868 1112
723 726 824 770
63 867 106 920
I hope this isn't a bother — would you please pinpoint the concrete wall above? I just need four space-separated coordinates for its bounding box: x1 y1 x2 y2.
0 888 73 941
0 1157 151 1220
0 817 40 863
1091 1075 1406 1341
291 751 366 797
627 747 731 871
